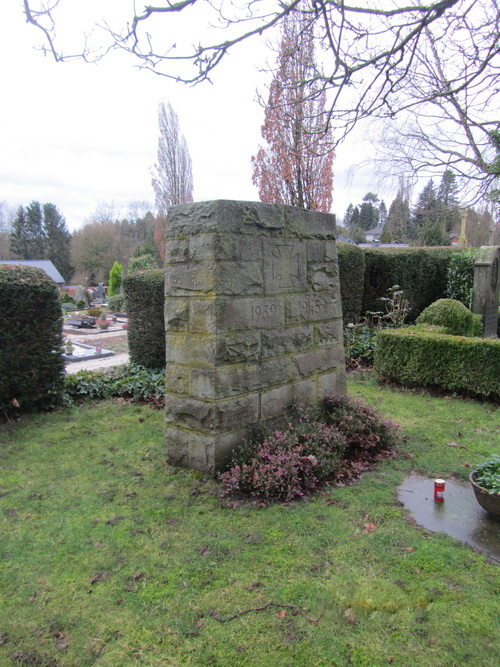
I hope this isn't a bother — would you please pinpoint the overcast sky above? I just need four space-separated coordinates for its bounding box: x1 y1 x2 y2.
0 2 384 232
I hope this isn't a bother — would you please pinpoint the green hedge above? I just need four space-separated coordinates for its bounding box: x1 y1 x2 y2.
337 242 365 324
374 326 500 402
123 270 165 369
362 247 457 321
0 264 65 414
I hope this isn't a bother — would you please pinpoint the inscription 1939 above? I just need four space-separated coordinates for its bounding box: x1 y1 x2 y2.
251 303 277 322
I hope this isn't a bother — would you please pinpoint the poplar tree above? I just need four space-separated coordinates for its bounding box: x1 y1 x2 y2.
151 102 194 214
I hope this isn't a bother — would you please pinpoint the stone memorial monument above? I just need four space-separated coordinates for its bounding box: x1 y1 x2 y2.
472 246 500 338
164 200 347 473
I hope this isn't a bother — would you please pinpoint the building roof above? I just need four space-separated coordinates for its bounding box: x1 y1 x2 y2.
0 260 65 283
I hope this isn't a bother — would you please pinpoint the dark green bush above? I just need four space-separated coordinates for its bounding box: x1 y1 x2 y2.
0 264 65 414
362 247 456 321
445 248 478 308
337 242 365 324
107 294 126 312
374 327 500 401
416 299 483 337
123 270 165 369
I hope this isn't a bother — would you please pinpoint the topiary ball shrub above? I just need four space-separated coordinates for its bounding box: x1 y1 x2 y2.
416 298 483 337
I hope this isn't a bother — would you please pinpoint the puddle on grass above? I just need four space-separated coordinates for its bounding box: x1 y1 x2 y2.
398 473 500 562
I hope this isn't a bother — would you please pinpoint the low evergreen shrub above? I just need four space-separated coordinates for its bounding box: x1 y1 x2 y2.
374 327 500 401
107 294 126 312
0 264 65 414
416 299 483 337
64 363 165 403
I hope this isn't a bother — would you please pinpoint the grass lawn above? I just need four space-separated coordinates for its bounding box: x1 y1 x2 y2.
1 373 499 666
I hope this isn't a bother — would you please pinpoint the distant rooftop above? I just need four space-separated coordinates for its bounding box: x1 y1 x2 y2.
0 260 65 284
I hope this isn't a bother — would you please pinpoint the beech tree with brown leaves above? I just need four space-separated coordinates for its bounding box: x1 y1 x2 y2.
251 12 334 212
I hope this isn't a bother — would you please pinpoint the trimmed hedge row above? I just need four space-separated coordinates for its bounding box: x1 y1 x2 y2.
123 270 165 369
0 264 65 414
374 326 500 401
121 246 477 369
337 242 365 325
361 247 457 322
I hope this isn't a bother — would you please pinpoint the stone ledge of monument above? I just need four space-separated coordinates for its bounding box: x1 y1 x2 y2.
166 200 336 239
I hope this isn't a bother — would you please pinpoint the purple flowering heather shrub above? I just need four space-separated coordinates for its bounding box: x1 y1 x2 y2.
219 395 400 501
323 394 400 456
219 414 347 501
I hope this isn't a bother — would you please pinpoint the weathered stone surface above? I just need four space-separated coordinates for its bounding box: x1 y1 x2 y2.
189 234 216 262
165 334 216 366
293 345 344 377
260 379 317 421
263 240 307 293
167 200 336 238
216 261 263 295
307 240 326 262
472 246 500 338
318 369 348 397
261 326 313 359
190 357 301 399
324 241 339 262
309 263 339 291
188 299 217 333
165 262 215 296
215 332 261 365
165 393 259 432
165 239 189 263
165 200 345 473
314 320 344 346
166 425 249 473
165 299 189 332
217 297 286 331
286 293 341 324
165 365 189 394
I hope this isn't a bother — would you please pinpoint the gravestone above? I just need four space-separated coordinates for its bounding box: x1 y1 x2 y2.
164 200 347 474
472 246 500 338
94 282 106 303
